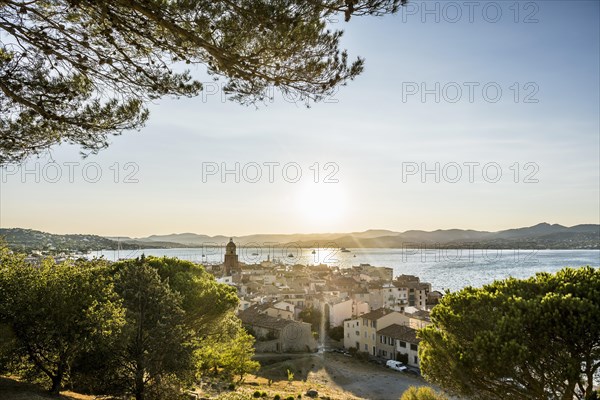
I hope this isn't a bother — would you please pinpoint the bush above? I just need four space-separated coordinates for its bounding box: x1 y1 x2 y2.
253 390 262 398
274 395 281 400
217 393 253 400
399 386 448 400
328 326 344 342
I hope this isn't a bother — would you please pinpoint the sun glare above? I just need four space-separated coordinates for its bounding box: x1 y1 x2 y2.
295 182 348 226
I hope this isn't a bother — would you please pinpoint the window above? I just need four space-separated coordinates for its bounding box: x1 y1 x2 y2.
355 331 360 336
372 333 375 340
414 355 418 364
399 341 406 348
347 333 350 338
364 344 368 351
380 335 384 343
410 344 418 351
364 332 367 338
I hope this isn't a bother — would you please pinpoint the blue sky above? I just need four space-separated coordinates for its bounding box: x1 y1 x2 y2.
1 1 599 237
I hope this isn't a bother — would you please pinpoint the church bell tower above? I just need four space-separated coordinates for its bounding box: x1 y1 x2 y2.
223 238 239 276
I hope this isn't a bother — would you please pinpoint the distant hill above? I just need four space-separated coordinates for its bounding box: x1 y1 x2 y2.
1 223 598 253
0 228 186 254
322 223 599 250
140 233 230 246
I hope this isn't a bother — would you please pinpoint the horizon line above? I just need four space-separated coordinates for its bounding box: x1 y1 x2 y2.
3 221 599 239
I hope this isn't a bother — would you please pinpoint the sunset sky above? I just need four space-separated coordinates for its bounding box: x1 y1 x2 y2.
1 1 599 237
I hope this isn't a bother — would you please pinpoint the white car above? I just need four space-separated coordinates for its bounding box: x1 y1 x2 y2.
386 360 408 372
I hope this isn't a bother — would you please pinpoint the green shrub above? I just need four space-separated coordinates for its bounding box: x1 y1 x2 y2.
254 390 262 398
400 386 448 400
328 326 344 341
586 392 598 400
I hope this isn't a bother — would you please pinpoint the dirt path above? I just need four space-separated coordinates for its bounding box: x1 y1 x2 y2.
255 352 435 400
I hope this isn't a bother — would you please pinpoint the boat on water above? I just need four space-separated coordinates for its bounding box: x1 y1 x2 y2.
340 247 351 253
287 253 294 258
251 252 259 256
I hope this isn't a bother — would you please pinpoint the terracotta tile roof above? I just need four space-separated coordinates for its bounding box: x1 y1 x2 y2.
239 306 297 330
406 309 431 322
377 324 420 344
359 307 395 320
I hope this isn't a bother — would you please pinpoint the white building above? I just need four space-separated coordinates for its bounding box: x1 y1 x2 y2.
376 324 422 367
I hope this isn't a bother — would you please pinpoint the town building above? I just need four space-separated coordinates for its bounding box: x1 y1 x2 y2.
376 324 421 367
216 248 439 356
239 305 317 353
343 308 409 356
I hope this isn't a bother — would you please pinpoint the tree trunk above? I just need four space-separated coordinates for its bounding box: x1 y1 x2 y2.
49 370 62 395
135 367 145 400
585 369 594 399
562 380 577 400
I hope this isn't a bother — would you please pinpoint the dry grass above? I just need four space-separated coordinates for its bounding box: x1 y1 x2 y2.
0 376 95 400
2 353 427 400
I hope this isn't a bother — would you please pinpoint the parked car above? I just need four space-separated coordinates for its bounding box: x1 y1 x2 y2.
385 360 408 372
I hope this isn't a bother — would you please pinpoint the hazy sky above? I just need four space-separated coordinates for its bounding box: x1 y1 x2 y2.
1 1 599 237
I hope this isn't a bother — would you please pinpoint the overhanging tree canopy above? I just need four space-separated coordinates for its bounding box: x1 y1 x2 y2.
0 0 405 163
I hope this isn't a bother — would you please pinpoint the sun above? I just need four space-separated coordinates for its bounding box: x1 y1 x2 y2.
295 182 348 226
